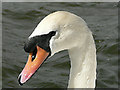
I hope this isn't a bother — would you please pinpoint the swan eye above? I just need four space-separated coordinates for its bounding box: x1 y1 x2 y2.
49 31 56 36
24 31 56 53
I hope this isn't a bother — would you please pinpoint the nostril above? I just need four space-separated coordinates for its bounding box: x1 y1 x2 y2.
32 55 35 59
32 47 37 61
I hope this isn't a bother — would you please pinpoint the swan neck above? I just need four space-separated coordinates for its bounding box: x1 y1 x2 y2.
68 34 96 88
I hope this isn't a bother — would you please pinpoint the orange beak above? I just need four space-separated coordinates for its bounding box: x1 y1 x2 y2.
18 46 49 85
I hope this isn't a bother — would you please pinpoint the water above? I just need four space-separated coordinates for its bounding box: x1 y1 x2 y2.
2 2 118 88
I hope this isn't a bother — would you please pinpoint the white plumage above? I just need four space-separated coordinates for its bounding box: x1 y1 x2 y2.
29 11 97 88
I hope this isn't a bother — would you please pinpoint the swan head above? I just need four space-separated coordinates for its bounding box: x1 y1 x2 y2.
18 11 89 85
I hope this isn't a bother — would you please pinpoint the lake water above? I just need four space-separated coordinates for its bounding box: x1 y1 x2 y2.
2 2 118 88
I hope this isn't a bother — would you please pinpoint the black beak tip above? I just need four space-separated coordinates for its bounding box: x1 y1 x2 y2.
18 75 23 86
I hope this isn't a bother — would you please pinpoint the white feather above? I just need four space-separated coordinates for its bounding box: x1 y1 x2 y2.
29 11 97 88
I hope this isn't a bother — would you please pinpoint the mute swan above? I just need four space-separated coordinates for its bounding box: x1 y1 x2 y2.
18 11 97 88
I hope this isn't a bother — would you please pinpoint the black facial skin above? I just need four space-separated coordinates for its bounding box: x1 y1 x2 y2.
24 31 56 57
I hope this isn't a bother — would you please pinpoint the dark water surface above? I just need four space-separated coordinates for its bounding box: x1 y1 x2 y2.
2 2 118 88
